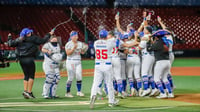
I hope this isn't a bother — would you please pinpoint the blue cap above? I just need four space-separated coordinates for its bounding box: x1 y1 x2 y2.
20 28 33 37
99 29 108 38
128 29 135 37
152 29 171 37
139 32 144 37
70 31 78 38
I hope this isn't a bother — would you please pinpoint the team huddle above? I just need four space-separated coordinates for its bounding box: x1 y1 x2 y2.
90 11 175 108
20 10 176 108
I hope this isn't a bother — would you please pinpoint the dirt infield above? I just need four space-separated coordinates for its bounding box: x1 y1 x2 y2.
169 94 200 104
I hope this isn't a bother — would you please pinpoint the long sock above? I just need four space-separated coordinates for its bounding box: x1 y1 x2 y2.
113 80 118 91
164 81 172 93
142 75 149 90
104 83 108 95
66 81 72 93
98 80 103 88
76 81 82 92
161 80 166 89
156 81 165 94
117 80 123 93
136 78 142 91
149 76 156 89
167 74 174 88
122 79 127 91
128 78 134 89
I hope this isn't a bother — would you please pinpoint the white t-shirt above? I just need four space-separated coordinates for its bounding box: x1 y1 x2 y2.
94 39 116 63
65 40 83 60
42 42 61 63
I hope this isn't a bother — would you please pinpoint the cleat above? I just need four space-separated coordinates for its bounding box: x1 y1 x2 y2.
118 92 125 99
168 93 174 98
51 95 59 99
29 92 36 98
130 88 137 97
22 91 30 99
156 93 167 99
77 92 85 97
141 88 151 97
149 88 160 97
43 95 51 99
108 99 119 107
138 88 143 97
65 92 74 98
90 95 96 109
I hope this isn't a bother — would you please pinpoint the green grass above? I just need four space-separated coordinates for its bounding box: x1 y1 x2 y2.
0 58 200 111
0 76 200 111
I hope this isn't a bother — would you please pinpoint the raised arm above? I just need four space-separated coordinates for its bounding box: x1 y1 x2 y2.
157 16 167 29
115 13 125 34
7 33 23 47
33 31 53 45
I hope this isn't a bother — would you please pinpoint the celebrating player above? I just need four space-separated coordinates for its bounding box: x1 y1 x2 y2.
157 16 175 89
65 31 88 98
42 36 62 99
8 28 53 99
147 29 174 98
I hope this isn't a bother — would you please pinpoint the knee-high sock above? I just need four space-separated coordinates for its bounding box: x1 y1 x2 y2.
167 74 174 88
122 79 127 92
49 82 58 97
66 81 72 93
104 82 108 95
128 78 135 89
76 81 82 92
142 75 149 90
117 80 123 93
156 81 165 94
164 81 172 93
113 80 118 91
149 76 156 89
136 78 142 90
161 80 166 89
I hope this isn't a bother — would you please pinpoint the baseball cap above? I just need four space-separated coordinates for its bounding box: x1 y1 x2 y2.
20 28 33 37
99 29 108 38
70 31 78 38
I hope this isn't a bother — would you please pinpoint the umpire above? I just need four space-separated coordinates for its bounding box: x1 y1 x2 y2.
8 28 54 99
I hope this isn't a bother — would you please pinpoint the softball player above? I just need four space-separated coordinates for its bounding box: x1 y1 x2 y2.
65 31 87 97
90 29 119 108
125 31 141 96
158 16 175 89
107 31 124 98
147 30 174 98
42 36 62 99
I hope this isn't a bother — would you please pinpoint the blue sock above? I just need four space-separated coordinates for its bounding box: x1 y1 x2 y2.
167 74 174 88
142 75 149 90
162 80 166 89
164 81 172 93
113 80 118 91
49 83 53 97
104 83 108 95
76 81 82 92
117 80 123 93
136 78 142 90
156 81 165 94
122 79 127 91
66 81 72 93
149 76 156 89
128 78 134 89
98 81 103 88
